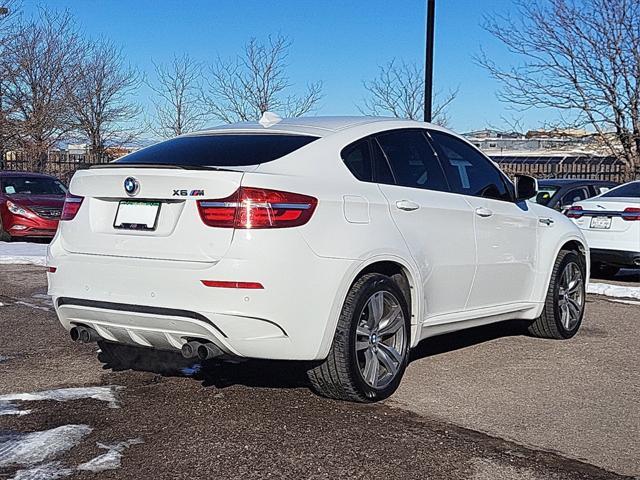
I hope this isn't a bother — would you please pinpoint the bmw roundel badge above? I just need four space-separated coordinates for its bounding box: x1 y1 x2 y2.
124 177 139 196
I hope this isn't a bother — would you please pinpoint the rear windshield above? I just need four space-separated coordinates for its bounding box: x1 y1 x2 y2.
1 176 67 195
600 181 640 198
115 134 318 167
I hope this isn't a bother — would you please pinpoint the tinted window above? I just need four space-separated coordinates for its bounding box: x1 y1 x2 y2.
341 140 372 181
371 140 395 185
561 188 589 206
1 176 67 195
601 181 640 198
116 134 318 167
428 130 512 201
375 130 449 192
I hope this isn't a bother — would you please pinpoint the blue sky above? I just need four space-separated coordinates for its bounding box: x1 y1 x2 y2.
21 0 556 132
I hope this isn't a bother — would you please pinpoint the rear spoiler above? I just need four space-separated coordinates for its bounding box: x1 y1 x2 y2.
89 163 235 172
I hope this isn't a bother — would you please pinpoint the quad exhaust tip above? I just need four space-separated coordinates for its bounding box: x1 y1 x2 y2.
181 340 223 360
70 325 100 343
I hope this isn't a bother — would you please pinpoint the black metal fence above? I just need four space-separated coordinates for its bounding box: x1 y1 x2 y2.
1 151 112 184
491 155 638 183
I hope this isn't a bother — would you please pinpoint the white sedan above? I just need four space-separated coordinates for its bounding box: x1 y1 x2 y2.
565 181 640 276
48 116 588 402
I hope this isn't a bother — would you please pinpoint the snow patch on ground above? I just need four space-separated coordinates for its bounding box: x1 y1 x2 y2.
0 242 48 266
77 438 144 472
9 461 74 480
0 386 121 417
0 425 92 468
587 282 640 300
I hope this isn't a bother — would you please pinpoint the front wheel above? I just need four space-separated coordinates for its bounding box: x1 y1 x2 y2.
307 273 410 402
528 250 586 339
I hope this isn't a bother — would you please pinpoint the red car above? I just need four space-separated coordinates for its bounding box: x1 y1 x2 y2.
0 171 67 241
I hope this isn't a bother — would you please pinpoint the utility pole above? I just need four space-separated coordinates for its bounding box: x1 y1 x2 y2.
424 0 435 122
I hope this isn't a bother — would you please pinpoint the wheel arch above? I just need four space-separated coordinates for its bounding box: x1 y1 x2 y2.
316 255 422 359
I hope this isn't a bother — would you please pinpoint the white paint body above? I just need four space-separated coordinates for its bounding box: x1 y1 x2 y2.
47 117 587 361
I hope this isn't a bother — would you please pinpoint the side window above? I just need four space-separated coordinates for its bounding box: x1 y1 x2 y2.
341 140 372 182
561 188 589 206
428 130 512 201
375 130 449 192
371 140 396 185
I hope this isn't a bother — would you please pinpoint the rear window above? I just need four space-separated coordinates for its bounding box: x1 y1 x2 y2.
115 134 318 167
600 181 640 198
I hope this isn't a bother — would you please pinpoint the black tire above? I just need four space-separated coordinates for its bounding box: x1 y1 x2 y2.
591 262 620 279
528 250 586 339
307 273 410 402
98 341 194 375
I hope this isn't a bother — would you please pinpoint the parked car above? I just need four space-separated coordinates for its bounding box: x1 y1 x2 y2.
530 179 618 210
0 171 67 241
565 180 640 276
48 116 588 402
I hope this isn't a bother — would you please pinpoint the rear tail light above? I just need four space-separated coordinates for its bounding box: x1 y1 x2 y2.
565 206 583 218
60 193 84 221
198 187 317 229
622 207 640 221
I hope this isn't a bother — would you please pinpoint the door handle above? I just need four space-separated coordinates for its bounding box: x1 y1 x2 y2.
539 218 555 226
396 200 420 211
475 207 493 218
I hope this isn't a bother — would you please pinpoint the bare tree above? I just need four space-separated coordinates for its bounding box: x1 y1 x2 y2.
2 9 82 168
68 38 141 155
148 54 205 138
203 35 323 123
360 59 458 126
0 1 20 162
478 0 640 179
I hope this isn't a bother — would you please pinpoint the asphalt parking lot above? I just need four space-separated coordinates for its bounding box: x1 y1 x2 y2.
0 265 638 479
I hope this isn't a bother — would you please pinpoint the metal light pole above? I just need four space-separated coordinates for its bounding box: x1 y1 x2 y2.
424 0 435 122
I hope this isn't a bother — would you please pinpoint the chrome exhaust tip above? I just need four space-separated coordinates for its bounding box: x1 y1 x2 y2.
181 341 202 359
70 325 99 343
197 343 223 360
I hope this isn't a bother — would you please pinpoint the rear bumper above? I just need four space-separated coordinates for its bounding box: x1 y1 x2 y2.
47 231 357 361
590 248 640 267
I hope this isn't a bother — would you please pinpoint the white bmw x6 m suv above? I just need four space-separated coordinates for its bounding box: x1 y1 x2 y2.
48 116 588 402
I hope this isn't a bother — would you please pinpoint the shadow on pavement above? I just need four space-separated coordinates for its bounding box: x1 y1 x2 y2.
97 320 532 392
409 319 530 362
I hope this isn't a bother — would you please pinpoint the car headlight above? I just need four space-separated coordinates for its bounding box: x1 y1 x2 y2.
6 200 35 218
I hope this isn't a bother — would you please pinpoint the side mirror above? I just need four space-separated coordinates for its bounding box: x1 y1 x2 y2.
514 175 538 202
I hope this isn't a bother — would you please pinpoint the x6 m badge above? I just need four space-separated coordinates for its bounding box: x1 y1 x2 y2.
173 189 205 197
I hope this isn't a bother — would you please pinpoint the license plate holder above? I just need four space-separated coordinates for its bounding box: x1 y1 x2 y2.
589 216 612 229
114 201 161 231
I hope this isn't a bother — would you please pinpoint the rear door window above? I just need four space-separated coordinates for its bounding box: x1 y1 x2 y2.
115 134 318 167
427 130 512 201
375 130 449 192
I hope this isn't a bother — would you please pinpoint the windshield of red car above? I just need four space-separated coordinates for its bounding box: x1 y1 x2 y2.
1 176 67 196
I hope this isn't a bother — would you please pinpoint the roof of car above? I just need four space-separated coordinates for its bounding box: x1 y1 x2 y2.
0 171 56 178
191 116 437 138
538 178 618 186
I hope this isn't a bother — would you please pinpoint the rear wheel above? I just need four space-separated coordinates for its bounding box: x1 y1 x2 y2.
307 273 410 402
528 250 586 339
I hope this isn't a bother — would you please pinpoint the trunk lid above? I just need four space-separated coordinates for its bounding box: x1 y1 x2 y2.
61 167 243 262
573 198 640 233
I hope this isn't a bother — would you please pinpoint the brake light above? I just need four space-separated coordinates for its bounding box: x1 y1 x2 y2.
198 187 317 229
565 206 583 219
622 207 640 221
60 193 84 221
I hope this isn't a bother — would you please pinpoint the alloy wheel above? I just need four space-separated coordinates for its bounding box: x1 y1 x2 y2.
355 291 406 389
557 261 584 331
